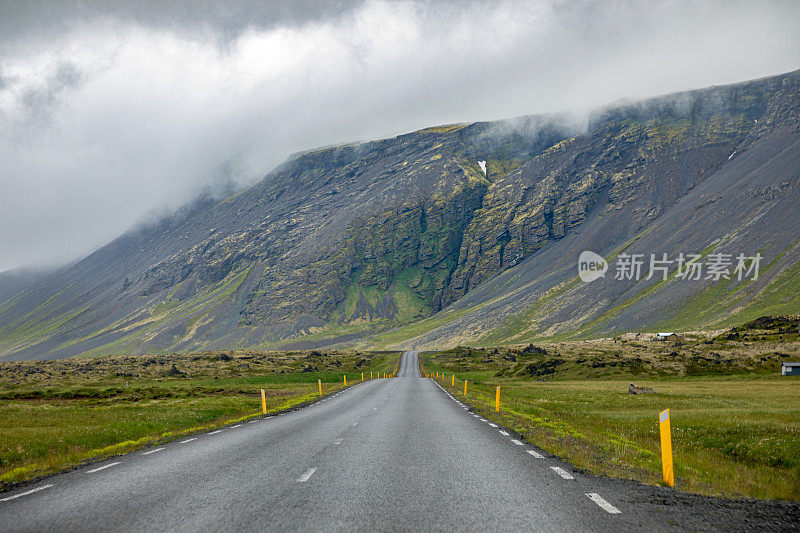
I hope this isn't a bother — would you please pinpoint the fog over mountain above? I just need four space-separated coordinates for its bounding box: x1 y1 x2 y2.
1 0 799 272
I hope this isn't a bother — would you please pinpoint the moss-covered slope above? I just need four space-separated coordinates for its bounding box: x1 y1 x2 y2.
1 69 799 359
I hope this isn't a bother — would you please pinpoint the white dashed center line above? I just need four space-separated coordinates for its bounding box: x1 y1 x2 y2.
550 466 574 480
334 439 343 445
511 439 524 446
527 450 544 459
297 468 317 483
586 493 621 514
0 484 53 502
87 462 120 473
142 447 165 455
180 438 197 444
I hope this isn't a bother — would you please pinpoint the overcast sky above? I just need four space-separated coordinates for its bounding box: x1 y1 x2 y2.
1 0 799 272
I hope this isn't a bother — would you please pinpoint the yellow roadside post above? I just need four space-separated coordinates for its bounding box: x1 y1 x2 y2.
344 375 347 386
464 380 468 395
451 374 455 386
318 379 322 395
383 372 386 379
659 409 674 487
362 372 364 381
371 371 373 379
261 389 267 414
495 386 500 412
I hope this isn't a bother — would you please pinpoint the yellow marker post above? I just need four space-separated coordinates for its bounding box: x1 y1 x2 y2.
383 372 386 379
659 409 674 487
371 371 373 379
464 380 468 395
495 386 500 412
344 375 347 386
260 388 267 414
451 374 455 386
361 372 364 381
318 379 322 396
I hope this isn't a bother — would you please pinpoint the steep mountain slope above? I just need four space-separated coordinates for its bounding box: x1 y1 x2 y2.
1 70 799 359
0 266 57 307
371 74 800 349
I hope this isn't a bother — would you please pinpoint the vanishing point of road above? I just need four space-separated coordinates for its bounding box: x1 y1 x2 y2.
1 351 792 532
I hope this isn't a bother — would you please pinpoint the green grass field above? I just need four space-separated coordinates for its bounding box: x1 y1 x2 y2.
0 350 400 489
421 336 800 501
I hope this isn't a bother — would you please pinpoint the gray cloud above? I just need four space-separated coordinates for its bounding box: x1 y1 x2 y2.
1 0 799 272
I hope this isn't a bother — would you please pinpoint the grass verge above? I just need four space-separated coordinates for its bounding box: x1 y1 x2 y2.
421 337 800 501
0 349 400 490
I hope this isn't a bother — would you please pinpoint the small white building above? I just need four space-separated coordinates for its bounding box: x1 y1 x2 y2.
781 362 800 376
656 332 681 341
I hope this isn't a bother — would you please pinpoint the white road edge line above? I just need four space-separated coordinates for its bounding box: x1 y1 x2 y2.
297 468 317 483
142 447 165 455
586 493 621 514
550 466 574 480
180 438 197 444
230 424 243 428
0 484 53 502
87 462 120 473
499 430 509 436
334 439 343 445
511 439 524 446
208 430 222 435
527 450 544 459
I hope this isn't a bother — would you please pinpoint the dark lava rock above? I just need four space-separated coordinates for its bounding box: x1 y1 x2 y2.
165 364 186 377
524 358 564 377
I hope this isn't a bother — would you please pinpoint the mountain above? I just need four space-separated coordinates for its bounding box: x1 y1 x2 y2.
1 70 799 360
0 266 58 308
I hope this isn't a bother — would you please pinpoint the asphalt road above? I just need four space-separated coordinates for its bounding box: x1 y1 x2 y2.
1 351 795 532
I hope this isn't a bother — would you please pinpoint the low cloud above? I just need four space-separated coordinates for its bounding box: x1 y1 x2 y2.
1 0 798 271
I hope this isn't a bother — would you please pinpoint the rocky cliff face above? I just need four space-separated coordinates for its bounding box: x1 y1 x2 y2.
1 70 799 359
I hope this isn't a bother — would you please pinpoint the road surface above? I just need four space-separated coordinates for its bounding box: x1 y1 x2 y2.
1 351 794 532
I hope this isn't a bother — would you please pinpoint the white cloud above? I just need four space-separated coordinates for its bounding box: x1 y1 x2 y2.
0 0 798 271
